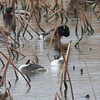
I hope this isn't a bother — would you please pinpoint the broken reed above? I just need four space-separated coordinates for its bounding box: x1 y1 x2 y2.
0 88 12 100
74 3 94 48
18 13 40 36
0 51 31 88
60 42 74 100
54 92 62 100
15 17 33 41
0 26 12 57
1 57 11 86
48 26 57 49
84 59 97 100
48 27 74 100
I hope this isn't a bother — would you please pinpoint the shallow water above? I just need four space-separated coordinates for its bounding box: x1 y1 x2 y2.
0 0 100 100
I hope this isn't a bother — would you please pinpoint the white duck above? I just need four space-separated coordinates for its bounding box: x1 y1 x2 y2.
50 55 64 66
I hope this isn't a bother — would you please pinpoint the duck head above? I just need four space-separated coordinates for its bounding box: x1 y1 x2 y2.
55 25 70 38
26 59 35 65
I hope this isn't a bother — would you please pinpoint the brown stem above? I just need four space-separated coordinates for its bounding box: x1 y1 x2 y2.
1 57 10 86
0 26 12 57
0 51 31 88
46 9 61 22
48 26 57 49
10 47 26 57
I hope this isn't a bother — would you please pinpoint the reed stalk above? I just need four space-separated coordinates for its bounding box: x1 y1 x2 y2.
8 81 11 88
15 17 33 41
22 0 38 36
19 13 39 36
25 74 31 82
0 26 12 57
63 42 74 100
10 47 26 57
46 9 61 22
84 59 97 100
33 49 39 64
33 11 45 32
0 39 10 44
54 92 62 100
48 26 57 49
41 0 59 17
77 3 94 34
0 58 5 69
74 37 83 48
23 0 31 17
8 35 20 48
40 0 56 13
60 73 63 90
0 88 12 100
1 57 11 86
56 34 66 91
0 51 31 88
55 32 74 99
48 0 55 13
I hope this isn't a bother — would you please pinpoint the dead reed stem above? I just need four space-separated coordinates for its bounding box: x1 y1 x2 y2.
56 34 65 63
46 9 61 22
30 0 44 32
33 48 38 64
15 17 32 37
84 59 97 100
0 88 12 100
0 39 11 44
19 13 39 36
8 35 20 47
40 0 50 8
56 34 66 91
76 3 92 27
54 92 62 100
57 3 66 13
1 57 11 86
0 51 31 88
33 11 45 32
10 47 26 57
23 0 38 35
48 26 57 49
0 26 12 57
60 42 74 100
60 73 63 90
12 0 16 31
48 0 55 13
24 0 31 17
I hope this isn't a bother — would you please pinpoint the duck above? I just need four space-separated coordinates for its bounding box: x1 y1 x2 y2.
50 55 64 66
39 25 70 42
19 59 46 74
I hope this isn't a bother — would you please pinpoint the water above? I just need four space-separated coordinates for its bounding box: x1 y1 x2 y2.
0 0 100 100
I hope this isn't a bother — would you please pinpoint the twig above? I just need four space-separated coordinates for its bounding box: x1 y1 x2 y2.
46 9 61 22
84 59 97 100
48 26 57 49
19 13 40 36
0 51 31 88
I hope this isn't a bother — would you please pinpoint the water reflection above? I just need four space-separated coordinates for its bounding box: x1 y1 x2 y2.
0 0 100 100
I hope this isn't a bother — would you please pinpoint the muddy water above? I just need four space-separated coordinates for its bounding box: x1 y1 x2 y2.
0 1 100 100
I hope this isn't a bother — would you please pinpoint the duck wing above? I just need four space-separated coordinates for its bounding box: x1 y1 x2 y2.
25 64 44 70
